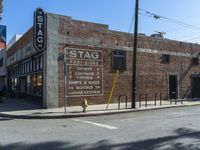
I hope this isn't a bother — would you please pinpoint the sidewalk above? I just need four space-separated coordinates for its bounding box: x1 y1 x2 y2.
0 97 200 119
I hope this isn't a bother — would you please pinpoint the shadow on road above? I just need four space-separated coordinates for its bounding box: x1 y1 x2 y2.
0 127 200 150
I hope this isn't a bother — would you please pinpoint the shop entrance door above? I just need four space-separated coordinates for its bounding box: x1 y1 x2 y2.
169 75 178 99
192 77 200 98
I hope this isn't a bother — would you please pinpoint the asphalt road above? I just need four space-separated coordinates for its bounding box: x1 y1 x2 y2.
0 106 200 150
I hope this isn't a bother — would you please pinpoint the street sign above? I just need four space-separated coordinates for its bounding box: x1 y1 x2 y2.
33 8 46 52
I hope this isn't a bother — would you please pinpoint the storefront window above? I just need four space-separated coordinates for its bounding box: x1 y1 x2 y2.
37 74 43 96
8 54 43 98
11 78 18 93
30 74 43 96
27 75 31 95
11 78 15 91
31 75 37 95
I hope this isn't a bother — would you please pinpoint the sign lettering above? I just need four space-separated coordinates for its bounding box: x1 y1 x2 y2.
65 48 103 97
33 8 46 51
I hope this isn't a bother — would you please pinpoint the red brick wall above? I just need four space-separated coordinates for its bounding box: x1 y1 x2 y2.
56 17 200 106
58 44 132 106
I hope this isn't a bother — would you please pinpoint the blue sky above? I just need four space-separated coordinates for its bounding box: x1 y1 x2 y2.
1 0 200 43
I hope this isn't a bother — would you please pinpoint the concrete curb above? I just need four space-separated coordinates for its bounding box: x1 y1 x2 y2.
0 103 200 119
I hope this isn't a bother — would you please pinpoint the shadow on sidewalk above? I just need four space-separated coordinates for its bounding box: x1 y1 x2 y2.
0 98 42 112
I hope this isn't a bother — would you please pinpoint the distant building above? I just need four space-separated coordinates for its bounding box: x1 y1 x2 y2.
0 49 6 91
5 11 200 108
0 25 6 50
0 0 3 20
0 24 6 92
7 34 22 49
0 34 22 92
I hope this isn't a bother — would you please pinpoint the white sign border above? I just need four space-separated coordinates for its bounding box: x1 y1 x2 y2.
64 47 104 97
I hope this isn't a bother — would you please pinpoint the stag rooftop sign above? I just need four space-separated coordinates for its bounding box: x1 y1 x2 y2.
33 8 46 52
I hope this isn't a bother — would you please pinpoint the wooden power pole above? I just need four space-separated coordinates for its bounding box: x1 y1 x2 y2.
131 0 139 108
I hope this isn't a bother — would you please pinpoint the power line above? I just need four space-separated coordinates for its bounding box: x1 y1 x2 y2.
128 11 135 33
139 9 200 31
183 36 200 42
128 0 135 33
173 32 200 40
138 8 200 42
165 22 200 33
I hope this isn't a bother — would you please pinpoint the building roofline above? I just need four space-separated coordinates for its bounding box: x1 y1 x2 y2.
6 27 33 57
6 12 200 57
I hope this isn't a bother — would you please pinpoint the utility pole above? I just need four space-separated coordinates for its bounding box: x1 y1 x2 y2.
131 0 139 108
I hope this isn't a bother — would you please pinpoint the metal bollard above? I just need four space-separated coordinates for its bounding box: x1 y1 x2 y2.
160 93 162 106
118 98 120 110
118 95 128 110
154 93 157 106
125 98 128 109
145 94 147 107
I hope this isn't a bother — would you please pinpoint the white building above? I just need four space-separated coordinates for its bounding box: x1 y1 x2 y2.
7 34 22 49
0 34 22 91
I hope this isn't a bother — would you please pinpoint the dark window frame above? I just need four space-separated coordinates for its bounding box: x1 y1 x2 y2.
161 54 170 64
111 50 127 72
192 57 199 66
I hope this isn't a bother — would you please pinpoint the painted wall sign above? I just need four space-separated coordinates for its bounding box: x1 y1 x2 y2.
33 8 46 51
65 48 103 97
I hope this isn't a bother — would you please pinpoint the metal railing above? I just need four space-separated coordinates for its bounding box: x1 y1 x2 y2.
170 92 183 105
118 95 128 110
139 92 162 108
139 92 183 108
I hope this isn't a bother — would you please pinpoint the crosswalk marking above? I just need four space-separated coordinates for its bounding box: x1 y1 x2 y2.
72 119 118 130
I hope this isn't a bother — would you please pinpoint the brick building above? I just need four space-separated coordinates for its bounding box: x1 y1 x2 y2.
6 11 200 108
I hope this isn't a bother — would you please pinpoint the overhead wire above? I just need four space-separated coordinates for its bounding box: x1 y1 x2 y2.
128 11 135 33
139 9 200 30
128 0 135 33
183 36 200 42
139 8 200 42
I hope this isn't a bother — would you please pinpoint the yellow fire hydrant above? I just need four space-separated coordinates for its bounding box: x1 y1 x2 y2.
81 99 88 112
